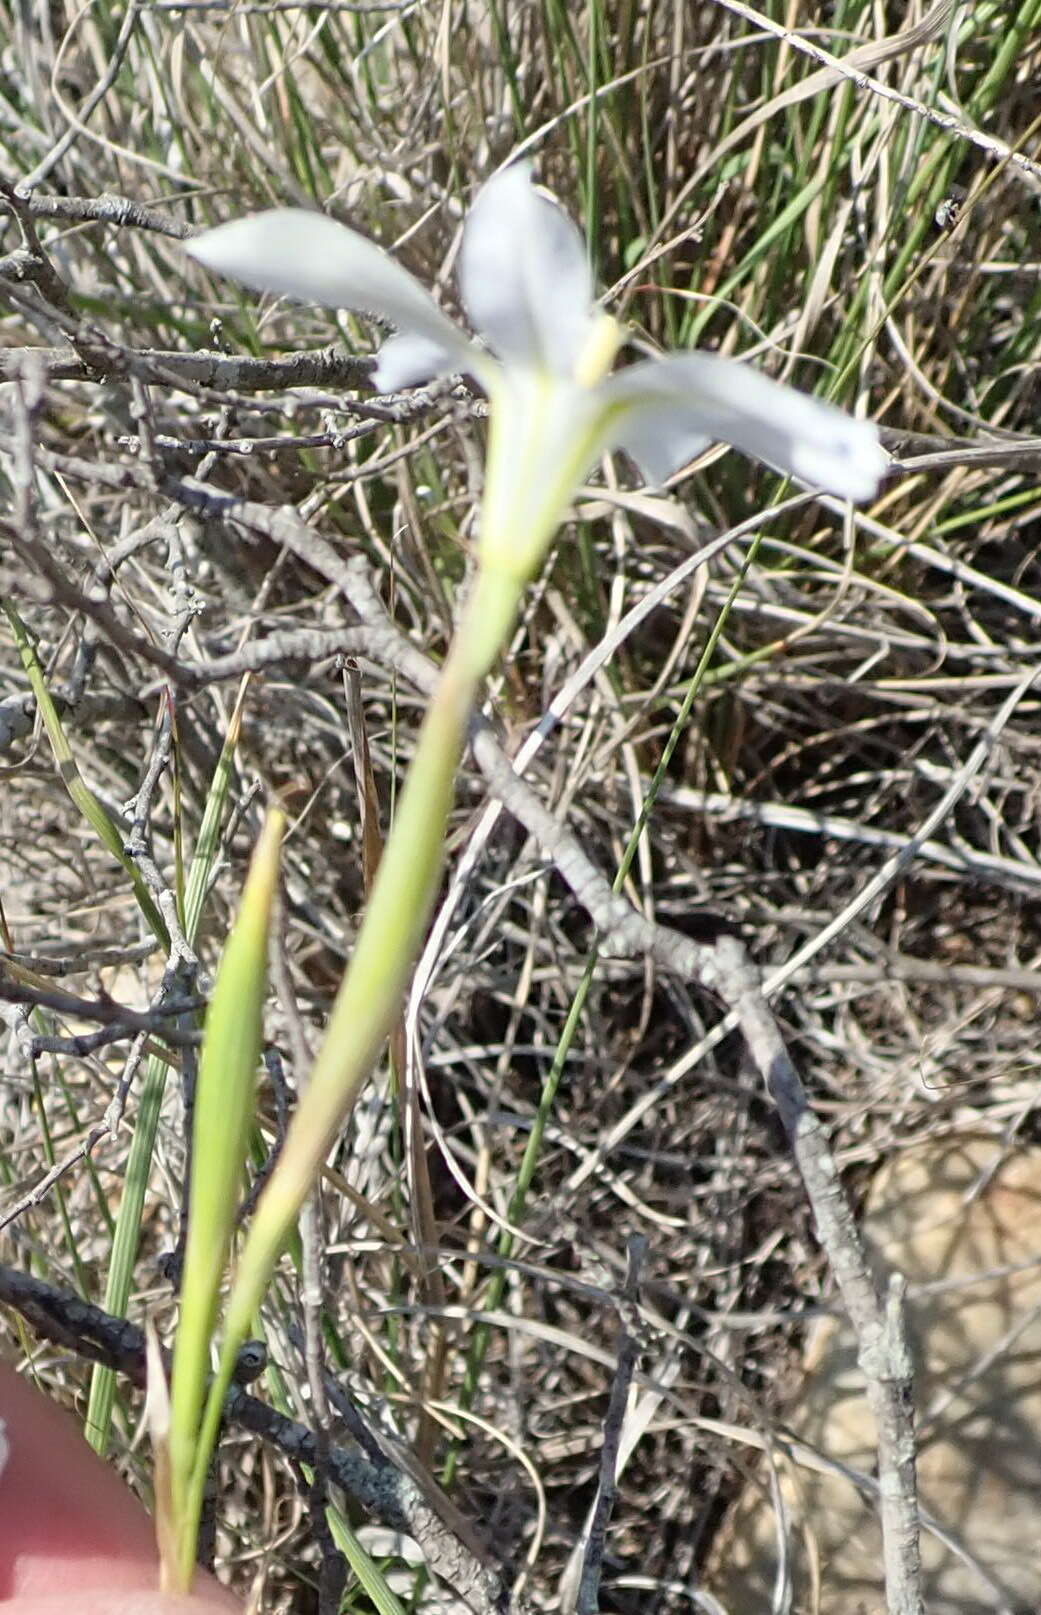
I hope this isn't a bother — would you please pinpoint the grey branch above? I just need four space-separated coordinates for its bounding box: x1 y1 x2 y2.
14 190 197 239
0 343 374 391
303 556 929 1615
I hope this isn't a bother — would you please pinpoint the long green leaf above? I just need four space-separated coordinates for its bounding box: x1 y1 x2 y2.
86 684 251 1455
165 807 284 1592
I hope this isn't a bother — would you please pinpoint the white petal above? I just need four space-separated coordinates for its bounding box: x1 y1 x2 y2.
603 353 888 500
373 332 462 390
459 164 596 376
612 411 710 487
186 208 471 368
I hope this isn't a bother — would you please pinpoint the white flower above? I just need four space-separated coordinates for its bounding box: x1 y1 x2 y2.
186 164 887 577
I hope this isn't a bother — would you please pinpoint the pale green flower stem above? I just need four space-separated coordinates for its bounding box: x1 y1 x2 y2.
183 559 525 1566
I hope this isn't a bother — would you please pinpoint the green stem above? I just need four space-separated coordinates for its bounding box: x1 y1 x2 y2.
184 563 522 1544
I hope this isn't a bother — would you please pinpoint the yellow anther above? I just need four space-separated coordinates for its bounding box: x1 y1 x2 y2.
573 311 624 388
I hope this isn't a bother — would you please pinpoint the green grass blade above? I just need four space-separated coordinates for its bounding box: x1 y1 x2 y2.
328 1512 409 1615
84 1044 176 1452
182 682 249 944
166 807 284 1592
2 598 169 950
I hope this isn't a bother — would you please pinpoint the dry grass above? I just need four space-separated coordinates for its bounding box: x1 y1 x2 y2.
2 1 1041 1611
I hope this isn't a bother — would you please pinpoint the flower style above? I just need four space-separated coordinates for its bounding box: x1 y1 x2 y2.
186 164 886 580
